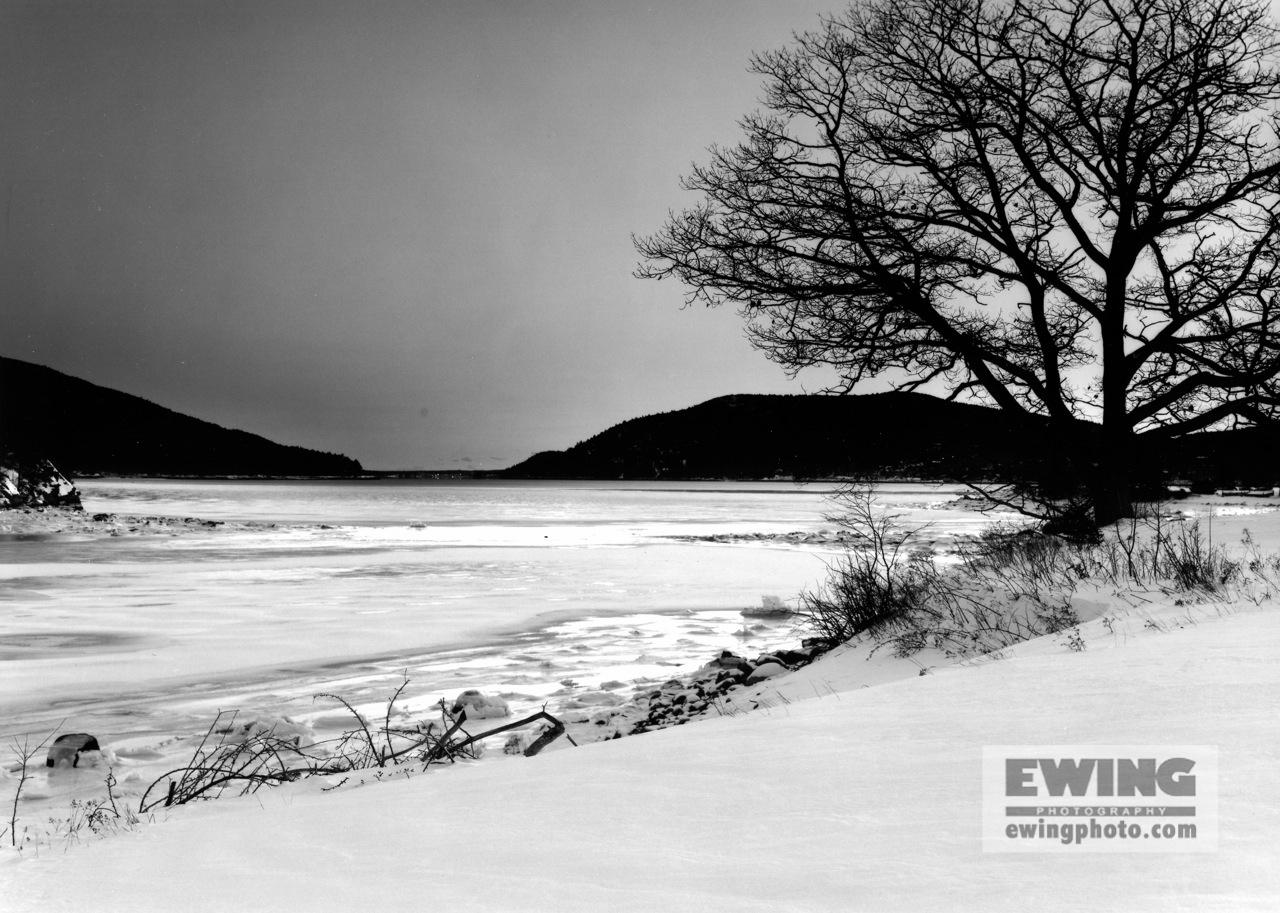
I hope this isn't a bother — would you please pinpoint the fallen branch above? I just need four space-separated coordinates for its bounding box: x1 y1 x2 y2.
448 708 576 758
423 707 470 763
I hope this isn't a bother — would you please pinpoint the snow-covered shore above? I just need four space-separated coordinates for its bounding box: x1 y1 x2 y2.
4 587 1277 912
3 488 1279 910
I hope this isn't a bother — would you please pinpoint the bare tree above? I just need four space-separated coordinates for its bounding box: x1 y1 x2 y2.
636 0 1280 524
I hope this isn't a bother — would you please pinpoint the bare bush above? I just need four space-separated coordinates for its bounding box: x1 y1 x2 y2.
797 486 1079 659
56 773 140 846
6 725 61 850
139 684 570 813
800 487 1255 660
795 485 938 644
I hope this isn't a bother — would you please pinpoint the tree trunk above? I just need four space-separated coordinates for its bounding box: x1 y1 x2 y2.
1089 470 1134 527
1088 431 1137 527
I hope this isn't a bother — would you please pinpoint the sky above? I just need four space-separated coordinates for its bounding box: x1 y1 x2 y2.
0 0 845 470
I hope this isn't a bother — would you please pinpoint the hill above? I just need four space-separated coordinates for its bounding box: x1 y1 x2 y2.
501 393 1050 481
500 392 1280 490
0 356 362 477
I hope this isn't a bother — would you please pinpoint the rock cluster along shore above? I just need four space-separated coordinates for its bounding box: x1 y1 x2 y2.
0 506 260 537
665 530 859 546
535 640 835 748
625 643 830 734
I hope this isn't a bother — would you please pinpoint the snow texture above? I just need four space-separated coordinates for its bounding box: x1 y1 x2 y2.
4 602 1277 912
2 482 1278 911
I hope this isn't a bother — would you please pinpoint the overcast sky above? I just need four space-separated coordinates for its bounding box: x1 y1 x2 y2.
1 0 847 470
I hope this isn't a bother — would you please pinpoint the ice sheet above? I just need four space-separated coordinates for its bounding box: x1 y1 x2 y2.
0 479 1001 818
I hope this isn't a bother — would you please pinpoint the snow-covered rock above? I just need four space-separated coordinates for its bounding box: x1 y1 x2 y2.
450 689 510 720
705 650 753 674
742 594 793 617
745 661 788 684
0 453 81 509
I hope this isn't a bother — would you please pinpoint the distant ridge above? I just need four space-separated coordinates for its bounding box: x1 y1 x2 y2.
0 356 362 477
500 392 1280 490
500 393 1047 482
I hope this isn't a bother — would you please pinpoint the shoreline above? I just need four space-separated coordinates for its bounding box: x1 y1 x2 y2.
0 506 282 538
12 488 1279 824
0 498 832 824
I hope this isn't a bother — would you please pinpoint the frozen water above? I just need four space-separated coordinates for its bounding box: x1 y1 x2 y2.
0 479 995 815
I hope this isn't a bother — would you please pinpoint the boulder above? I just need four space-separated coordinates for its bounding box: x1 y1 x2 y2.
706 650 753 674
450 689 510 720
745 661 789 684
771 648 812 666
46 733 101 768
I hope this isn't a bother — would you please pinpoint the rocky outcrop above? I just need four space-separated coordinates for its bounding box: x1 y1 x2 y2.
0 453 82 509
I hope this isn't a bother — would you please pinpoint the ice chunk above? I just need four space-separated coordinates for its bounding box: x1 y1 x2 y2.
742 595 793 618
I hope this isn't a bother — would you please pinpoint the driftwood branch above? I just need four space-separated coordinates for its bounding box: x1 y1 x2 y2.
521 714 568 757
423 708 470 763
436 708 576 758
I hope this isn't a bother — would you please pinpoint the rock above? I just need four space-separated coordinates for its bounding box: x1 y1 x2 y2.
46 733 101 768
716 668 748 686
745 661 789 684
450 689 510 720
706 650 753 674
589 707 623 725
0 453 81 510
771 648 812 666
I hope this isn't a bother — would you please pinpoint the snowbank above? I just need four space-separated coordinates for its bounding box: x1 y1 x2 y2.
5 599 1276 912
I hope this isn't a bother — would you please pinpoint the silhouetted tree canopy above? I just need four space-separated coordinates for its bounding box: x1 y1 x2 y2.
637 0 1280 523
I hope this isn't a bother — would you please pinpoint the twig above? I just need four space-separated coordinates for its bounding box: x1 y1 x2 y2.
7 722 63 848
315 693 382 766
382 677 411 763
